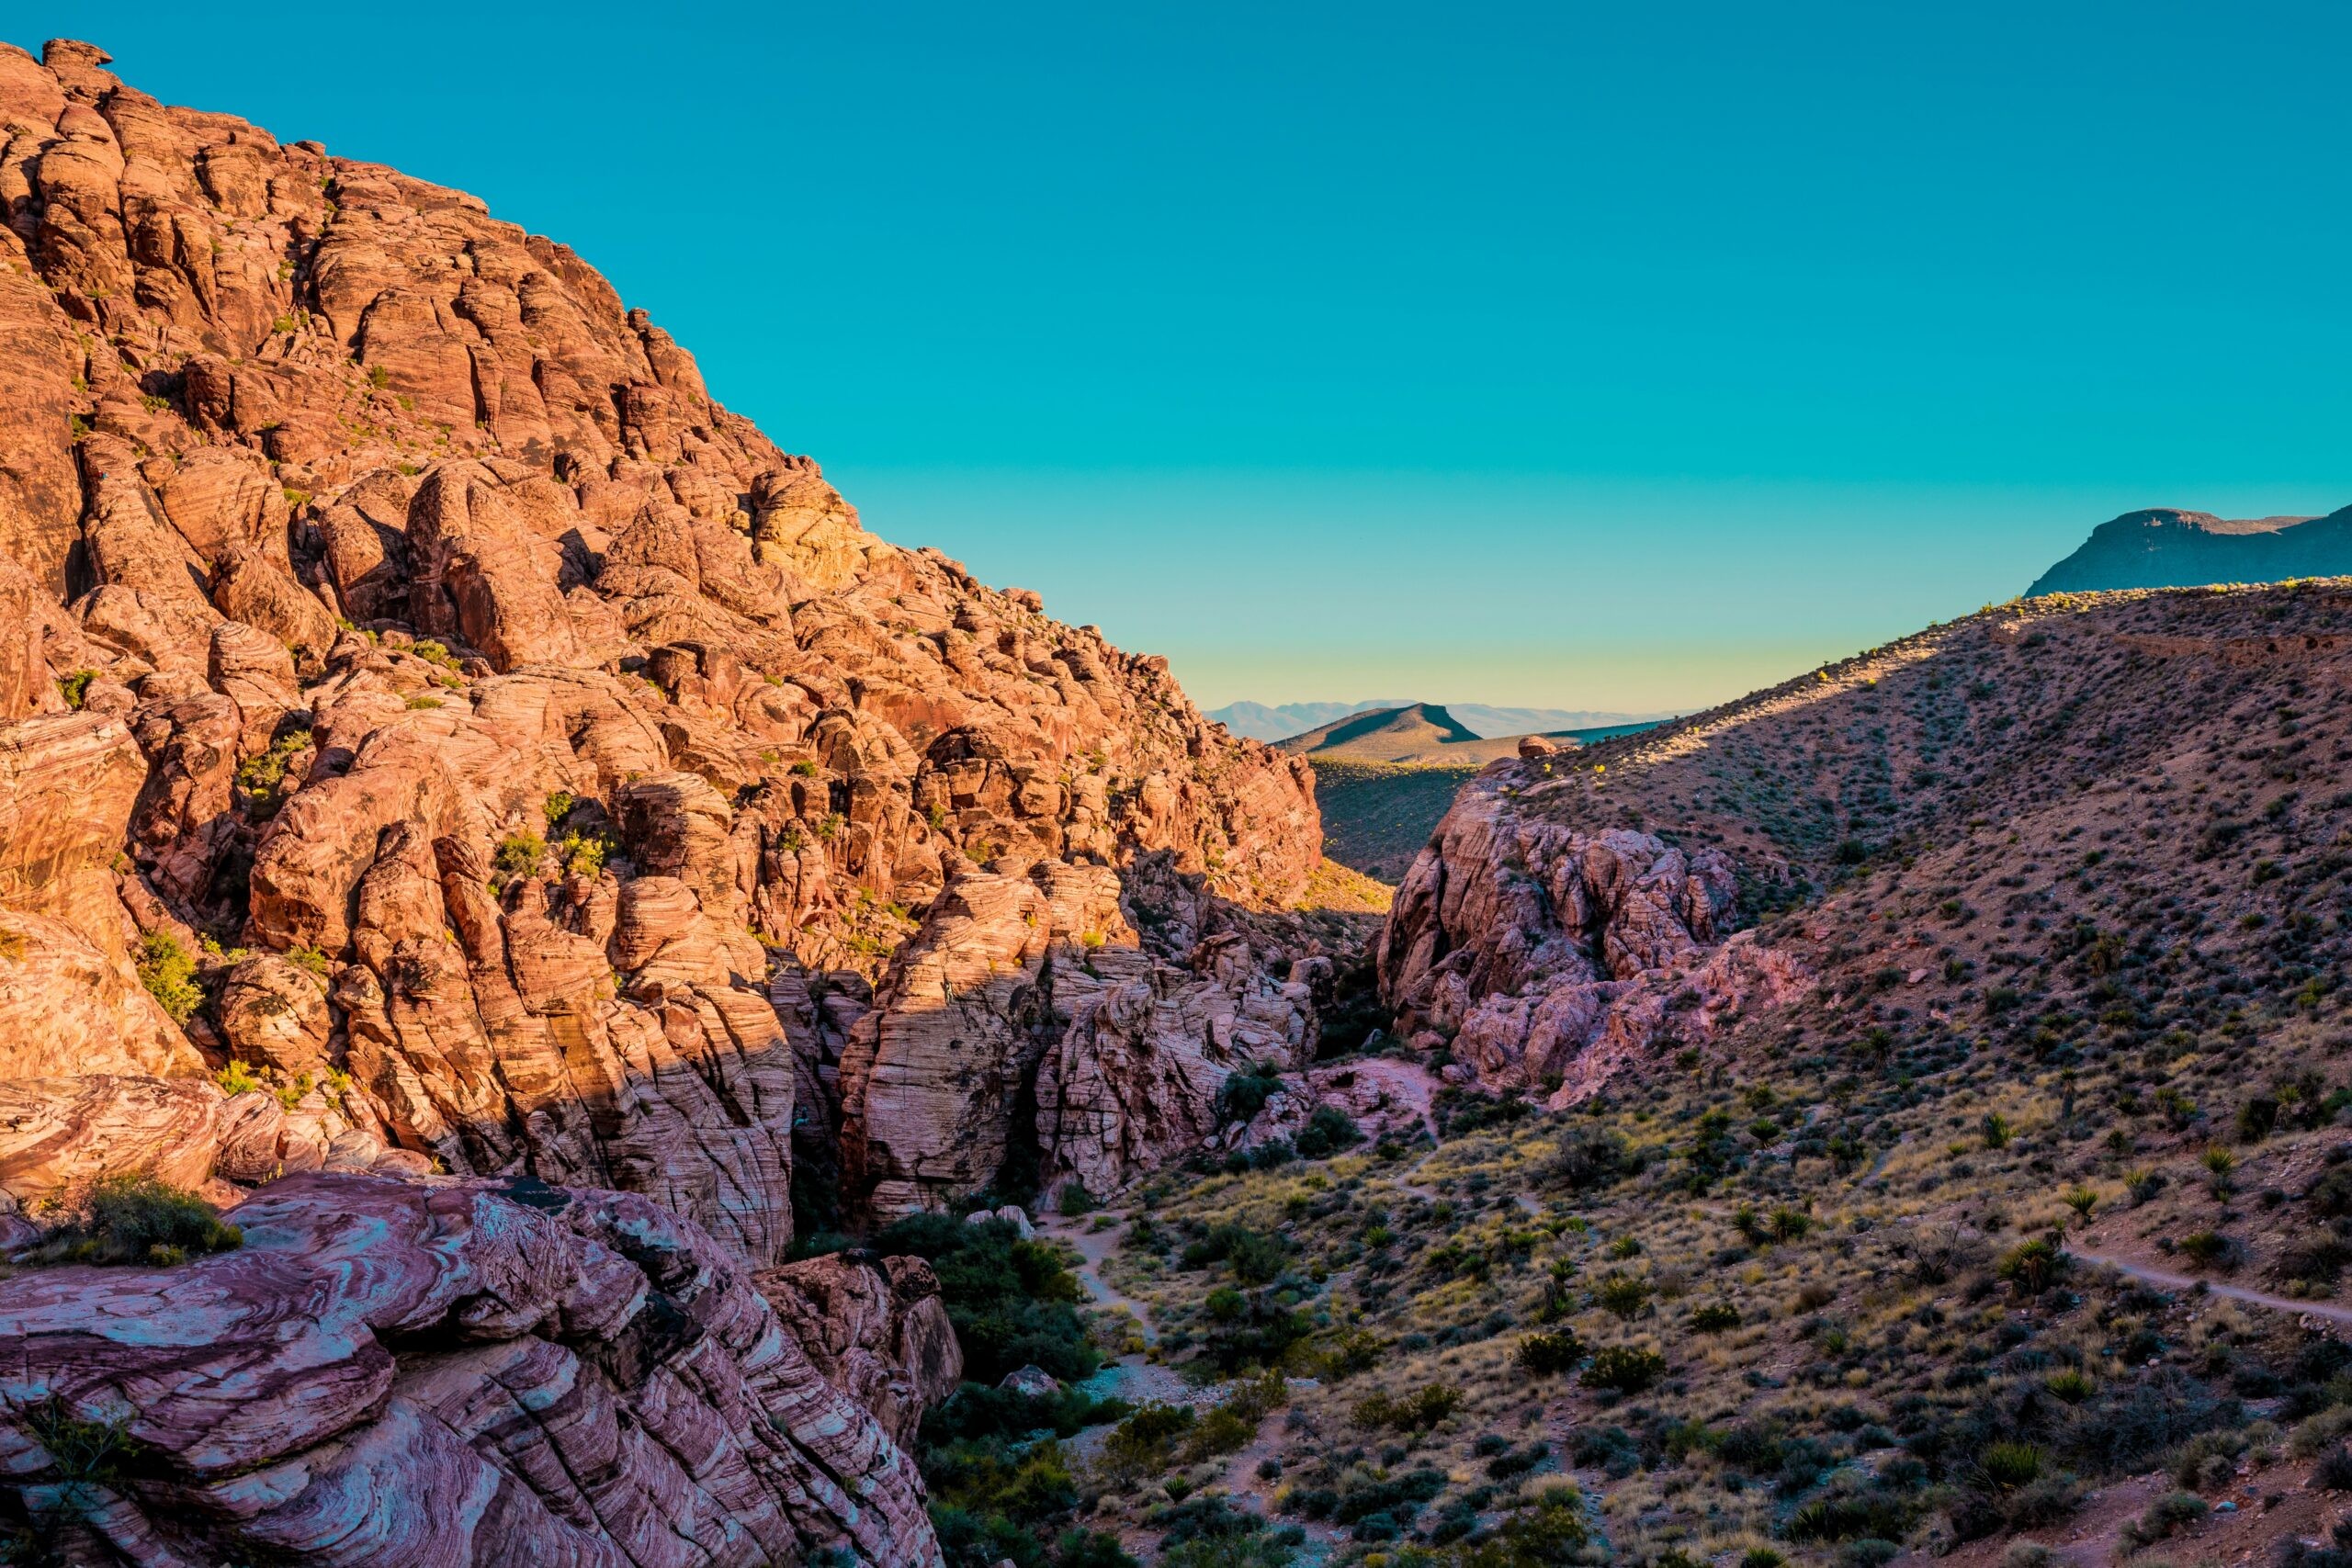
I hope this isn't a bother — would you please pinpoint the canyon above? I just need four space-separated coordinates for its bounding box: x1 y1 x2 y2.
1 32 2349 1568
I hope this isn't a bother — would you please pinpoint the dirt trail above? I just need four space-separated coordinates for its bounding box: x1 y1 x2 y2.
2068 1243 2352 1327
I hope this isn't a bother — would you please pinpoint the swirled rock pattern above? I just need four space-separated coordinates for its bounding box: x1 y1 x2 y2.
0 1173 941 1567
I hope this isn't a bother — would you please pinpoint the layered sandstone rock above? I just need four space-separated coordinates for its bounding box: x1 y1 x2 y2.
754 1250 963 1448
0 35 1329 1268
836 858 1334 1213
1379 763 1808 1105
0 1173 941 1567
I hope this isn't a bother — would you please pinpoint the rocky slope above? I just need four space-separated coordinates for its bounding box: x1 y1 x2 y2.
0 37 1343 1565
2026 504 2351 595
1385 580 2352 1105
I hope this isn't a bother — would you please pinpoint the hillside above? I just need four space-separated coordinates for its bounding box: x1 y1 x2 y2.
2027 503 2352 594
1278 702 1499 762
1211 697 1670 743
1028 579 2352 1568
1305 758 1484 882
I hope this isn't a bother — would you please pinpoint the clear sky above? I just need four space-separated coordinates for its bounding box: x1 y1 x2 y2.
17 4 2348 711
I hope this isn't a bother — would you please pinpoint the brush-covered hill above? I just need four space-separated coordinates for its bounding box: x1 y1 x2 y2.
2027 504 2352 595
1276 702 1504 763
1035 580 2352 1568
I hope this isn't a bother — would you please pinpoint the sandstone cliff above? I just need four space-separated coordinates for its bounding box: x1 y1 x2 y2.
0 38 1343 1565
0 37 1329 1245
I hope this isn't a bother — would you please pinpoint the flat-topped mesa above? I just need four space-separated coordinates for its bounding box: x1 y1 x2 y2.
0 38 1325 1259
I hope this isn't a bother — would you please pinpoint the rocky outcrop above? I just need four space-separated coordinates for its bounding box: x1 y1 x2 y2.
754 1251 962 1448
837 858 1333 1213
0 1173 941 1567
1379 763 1807 1105
0 35 1332 1278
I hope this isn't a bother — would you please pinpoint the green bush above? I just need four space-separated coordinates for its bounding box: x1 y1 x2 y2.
136 930 202 1024
26 1174 242 1267
1581 1345 1667 1394
1216 1061 1285 1124
1351 1382 1460 1431
493 831 547 881
1996 1236 2065 1292
1690 1302 1742 1332
1295 1106 1363 1159
874 1213 1099 1384
1515 1329 1585 1375
55 670 96 709
1456 1485 1588 1566
1977 1440 2044 1488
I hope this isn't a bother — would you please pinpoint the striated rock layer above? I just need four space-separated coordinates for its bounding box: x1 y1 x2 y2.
0 38 1352 1566
0 1173 941 1567
0 36 1331 1258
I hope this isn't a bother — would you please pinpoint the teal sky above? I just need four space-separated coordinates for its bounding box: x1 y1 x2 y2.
18 4 2349 711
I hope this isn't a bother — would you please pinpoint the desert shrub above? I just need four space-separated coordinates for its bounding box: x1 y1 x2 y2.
1216 1061 1285 1124
922 1382 1130 1448
2280 1520 2352 1568
1516 1329 1584 1375
135 930 202 1023
1352 1383 1461 1432
1690 1302 1742 1332
2314 1445 2352 1492
1316 1325 1383 1378
2045 1369 2095 1403
24 1174 241 1267
1582 1345 1667 1394
1596 1272 1652 1319
1102 1404 1196 1479
1996 1236 2065 1293
1197 1288 1310 1372
234 725 314 818
1976 1440 2043 1488
1548 1125 1637 1190
1295 1106 1362 1159
492 831 547 883
1181 1223 1286 1283
1455 1484 1587 1566
2177 1229 2238 1269
873 1213 1098 1383
1434 1088 1533 1139
1572 1424 1643 1478
1782 1491 1910 1544
2118 1491 2207 1551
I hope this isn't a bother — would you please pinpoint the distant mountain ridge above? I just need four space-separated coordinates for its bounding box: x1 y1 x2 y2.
2027 504 2352 596
1208 697 1675 743
1272 703 1665 766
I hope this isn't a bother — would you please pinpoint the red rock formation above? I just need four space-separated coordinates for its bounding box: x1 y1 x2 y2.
0 1173 941 1566
754 1251 963 1448
0 35 1328 1258
1379 763 1808 1105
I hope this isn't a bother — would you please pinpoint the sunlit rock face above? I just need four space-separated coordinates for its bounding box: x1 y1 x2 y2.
0 35 1329 1251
